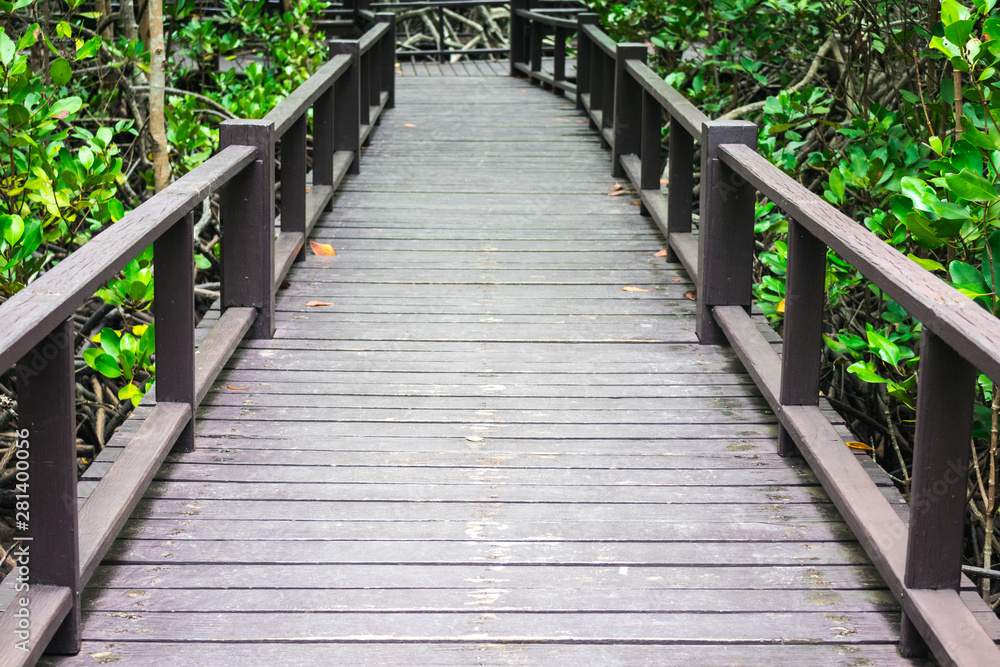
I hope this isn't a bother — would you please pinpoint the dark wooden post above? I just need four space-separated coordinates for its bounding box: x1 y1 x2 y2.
330 40 361 174
612 43 645 178
220 119 276 339
777 220 826 456
359 51 372 128
575 13 598 112
313 84 335 211
640 90 661 217
529 16 543 84
437 5 446 63
281 115 308 260
375 12 396 109
154 210 196 452
600 48 615 143
589 36 604 134
696 120 757 345
553 26 567 96
510 0 528 77
666 117 693 261
18 318 80 653
899 329 976 657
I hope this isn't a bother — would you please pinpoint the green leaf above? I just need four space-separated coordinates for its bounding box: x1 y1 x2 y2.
866 327 901 367
49 57 72 86
75 36 102 61
118 383 143 407
48 96 83 120
6 103 29 127
194 254 212 269
83 349 122 379
1 214 24 245
944 168 999 202
822 333 849 356
78 145 94 170
16 24 39 51
942 0 972 24
0 31 16 68
106 198 125 222
847 361 889 384
98 327 121 356
907 253 946 272
982 231 1000 291
828 169 845 203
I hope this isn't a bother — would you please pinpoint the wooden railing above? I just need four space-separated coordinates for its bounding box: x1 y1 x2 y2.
0 15 395 665
508 0 581 91
513 11 1000 666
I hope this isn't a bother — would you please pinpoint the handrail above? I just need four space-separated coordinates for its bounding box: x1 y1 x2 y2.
514 8 577 29
517 12 1000 666
0 15 396 664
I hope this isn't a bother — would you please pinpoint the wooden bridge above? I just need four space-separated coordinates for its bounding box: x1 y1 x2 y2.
2 6 1000 666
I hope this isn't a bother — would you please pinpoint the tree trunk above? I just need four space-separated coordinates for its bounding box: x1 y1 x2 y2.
148 0 170 192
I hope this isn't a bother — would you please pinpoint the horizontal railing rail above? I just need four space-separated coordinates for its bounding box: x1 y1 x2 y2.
520 12 1000 666
0 15 395 666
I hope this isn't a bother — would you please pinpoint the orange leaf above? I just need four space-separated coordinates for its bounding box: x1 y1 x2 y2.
227 385 249 391
622 286 653 292
405 123 417 127
556 118 570 122
310 241 336 256
654 249 668 257
576 120 587 123
607 190 629 197
684 290 697 301
846 441 875 452
610 182 623 192
660 178 669 185
520 89 527 93
671 278 681 282
305 300 334 307
631 201 641 206
776 298 786 314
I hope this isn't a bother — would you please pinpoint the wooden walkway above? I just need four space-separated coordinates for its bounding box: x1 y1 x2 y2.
43 71 938 665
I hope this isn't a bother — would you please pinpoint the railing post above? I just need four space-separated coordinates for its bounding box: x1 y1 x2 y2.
666 117 693 260
220 119 276 339
330 40 361 174
696 120 757 345
576 13 598 112
898 329 976 657
359 50 372 128
510 0 529 77
313 84 335 210
601 47 615 143
154 210 196 452
640 90 661 217
281 115 308 260
18 318 80 653
553 26 567 96
529 16 543 84
612 43 645 178
776 220 826 456
376 12 396 109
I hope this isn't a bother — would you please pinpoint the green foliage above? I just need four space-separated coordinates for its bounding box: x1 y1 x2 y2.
83 324 155 406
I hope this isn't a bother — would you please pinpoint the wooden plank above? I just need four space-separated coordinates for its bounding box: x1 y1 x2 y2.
77 402 191 585
193 307 255 404
0 586 72 667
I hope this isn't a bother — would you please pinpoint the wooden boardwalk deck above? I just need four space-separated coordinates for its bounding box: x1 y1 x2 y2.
41 72 938 665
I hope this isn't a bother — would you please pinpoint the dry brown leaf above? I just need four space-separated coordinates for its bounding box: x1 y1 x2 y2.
684 290 697 301
576 120 587 123
227 385 249 391
654 249 668 257
279 280 291 289
404 123 417 127
846 441 875 452
622 286 653 292
610 182 623 192
631 201 641 206
310 240 336 256
660 178 669 185
556 118 570 122
519 89 527 93
671 278 681 282
607 190 629 197
305 300 334 307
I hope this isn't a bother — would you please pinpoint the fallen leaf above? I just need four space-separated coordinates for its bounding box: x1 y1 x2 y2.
607 190 629 197
610 182 623 192
576 120 587 123
556 118 570 122
671 278 681 282
310 240 336 256
631 201 641 206
654 249 668 257
684 290 697 301
405 123 417 127
660 178 669 185
227 385 249 391
846 441 875 451
520 89 527 93
622 286 653 292
466 436 484 442
305 300 334 307
279 280 291 289
776 298 786 314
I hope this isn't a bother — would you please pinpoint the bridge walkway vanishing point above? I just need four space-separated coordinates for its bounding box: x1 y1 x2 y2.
38 69 994 666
